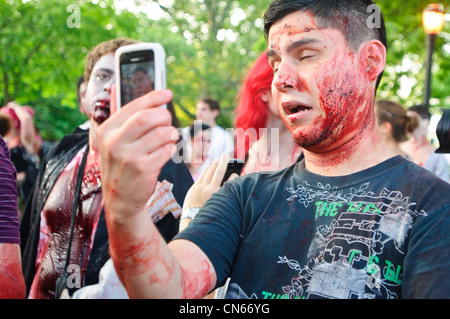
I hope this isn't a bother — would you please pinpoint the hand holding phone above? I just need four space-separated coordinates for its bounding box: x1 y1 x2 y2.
221 158 245 186
115 43 166 109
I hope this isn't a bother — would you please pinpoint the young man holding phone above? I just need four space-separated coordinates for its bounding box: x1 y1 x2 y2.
97 0 450 299
20 38 192 299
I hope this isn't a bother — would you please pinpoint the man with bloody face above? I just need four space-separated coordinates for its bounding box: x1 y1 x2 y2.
96 0 450 299
20 39 192 299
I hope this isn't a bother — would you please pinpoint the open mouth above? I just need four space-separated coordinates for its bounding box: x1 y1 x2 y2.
283 102 313 115
93 100 111 124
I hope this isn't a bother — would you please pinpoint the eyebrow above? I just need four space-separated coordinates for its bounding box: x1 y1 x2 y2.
267 38 322 58
94 68 114 75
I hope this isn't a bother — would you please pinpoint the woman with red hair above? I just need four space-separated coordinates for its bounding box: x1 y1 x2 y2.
234 51 302 174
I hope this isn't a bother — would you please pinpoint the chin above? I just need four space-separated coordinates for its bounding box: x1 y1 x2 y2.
291 125 335 150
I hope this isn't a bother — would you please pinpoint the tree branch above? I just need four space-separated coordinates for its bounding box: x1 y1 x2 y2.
12 29 53 98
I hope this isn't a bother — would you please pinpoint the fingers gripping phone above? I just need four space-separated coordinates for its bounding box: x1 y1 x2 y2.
221 158 245 186
115 43 166 109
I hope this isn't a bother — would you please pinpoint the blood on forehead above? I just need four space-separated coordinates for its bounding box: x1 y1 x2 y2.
268 11 319 43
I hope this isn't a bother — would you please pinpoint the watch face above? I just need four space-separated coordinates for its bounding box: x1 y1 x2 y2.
181 207 201 220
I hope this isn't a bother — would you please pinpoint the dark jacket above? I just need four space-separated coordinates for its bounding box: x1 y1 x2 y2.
20 130 193 296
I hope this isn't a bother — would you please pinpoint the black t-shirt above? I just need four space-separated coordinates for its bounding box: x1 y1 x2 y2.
175 156 450 299
10 146 28 173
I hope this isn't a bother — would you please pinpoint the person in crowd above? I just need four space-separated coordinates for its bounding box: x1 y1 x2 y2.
182 97 234 163
131 66 154 99
0 135 26 299
185 122 211 181
234 50 303 174
400 105 449 182
77 75 88 116
0 104 40 211
374 99 419 159
73 75 91 133
178 50 305 298
20 38 192 299
1 102 42 157
96 0 450 299
0 113 12 138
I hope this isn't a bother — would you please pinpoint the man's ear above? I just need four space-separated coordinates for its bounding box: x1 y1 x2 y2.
360 39 386 82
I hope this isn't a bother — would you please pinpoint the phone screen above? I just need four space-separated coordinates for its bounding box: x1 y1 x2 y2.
119 50 155 106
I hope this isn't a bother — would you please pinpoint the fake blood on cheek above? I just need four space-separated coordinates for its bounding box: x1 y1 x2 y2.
299 47 374 166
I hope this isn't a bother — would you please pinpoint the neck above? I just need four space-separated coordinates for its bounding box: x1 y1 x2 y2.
88 120 100 166
259 115 295 155
3 134 20 149
266 112 288 131
205 120 216 128
303 120 395 176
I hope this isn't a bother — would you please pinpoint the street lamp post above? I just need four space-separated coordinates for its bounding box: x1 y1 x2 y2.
422 3 445 109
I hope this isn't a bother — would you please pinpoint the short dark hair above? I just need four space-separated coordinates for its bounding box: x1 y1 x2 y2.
189 122 211 138
263 0 387 90
0 113 12 137
132 66 149 76
408 104 431 121
199 97 220 113
436 109 450 153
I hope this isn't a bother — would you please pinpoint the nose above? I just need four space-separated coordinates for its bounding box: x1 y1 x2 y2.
103 77 115 93
273 62 299 92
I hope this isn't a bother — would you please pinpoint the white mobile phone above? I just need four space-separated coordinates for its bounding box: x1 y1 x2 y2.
115 42 166 109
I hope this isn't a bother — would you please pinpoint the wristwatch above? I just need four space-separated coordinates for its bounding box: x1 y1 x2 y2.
180 207 201 220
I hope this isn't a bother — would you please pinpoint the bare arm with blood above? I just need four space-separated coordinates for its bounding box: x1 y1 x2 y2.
96 87 217 298
0 244 25 299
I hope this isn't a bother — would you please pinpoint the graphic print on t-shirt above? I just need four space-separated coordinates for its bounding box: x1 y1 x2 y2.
276 181 427 299
225 180 428 299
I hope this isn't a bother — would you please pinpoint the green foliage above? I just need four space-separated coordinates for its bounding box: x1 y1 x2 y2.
376 0 450 114
0 0 143 140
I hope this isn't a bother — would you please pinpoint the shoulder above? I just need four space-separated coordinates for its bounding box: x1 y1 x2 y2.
222 164 298 196
388 158 450 212
45 131 89 161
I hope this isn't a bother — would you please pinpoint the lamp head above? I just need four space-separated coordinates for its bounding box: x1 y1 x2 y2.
423 3 445 34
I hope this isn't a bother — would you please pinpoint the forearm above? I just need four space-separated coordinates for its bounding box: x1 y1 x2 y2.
106 207 184 298
106 207 216 299
19 118 36 152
